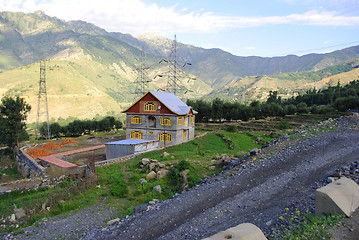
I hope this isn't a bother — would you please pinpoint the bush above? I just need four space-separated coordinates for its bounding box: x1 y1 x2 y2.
278 120 290 130
225 125 236 132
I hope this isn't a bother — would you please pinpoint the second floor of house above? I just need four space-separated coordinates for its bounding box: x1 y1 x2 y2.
126 113 195 131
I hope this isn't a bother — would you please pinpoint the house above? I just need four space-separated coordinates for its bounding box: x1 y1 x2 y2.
122 91 197 147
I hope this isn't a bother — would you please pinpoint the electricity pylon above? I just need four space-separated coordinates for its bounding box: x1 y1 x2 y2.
154 35 195 95
134 49 151 96
35 60 51 141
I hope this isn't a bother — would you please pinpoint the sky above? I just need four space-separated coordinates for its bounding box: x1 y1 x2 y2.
1 0 359 57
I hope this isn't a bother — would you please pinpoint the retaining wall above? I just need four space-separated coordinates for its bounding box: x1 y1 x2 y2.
16 150 46 178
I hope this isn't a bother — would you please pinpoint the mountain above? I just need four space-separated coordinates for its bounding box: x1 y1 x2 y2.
119 33 359 89
206 58 359 102
1 11 359 122
0 11 211 122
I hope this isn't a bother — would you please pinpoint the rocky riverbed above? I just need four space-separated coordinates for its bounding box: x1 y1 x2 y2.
3 115 359 240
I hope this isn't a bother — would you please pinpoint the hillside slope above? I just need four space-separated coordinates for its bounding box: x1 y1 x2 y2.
1 11 359 121
207 59 359 102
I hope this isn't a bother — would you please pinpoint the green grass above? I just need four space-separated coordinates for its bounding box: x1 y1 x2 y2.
273 209 344 240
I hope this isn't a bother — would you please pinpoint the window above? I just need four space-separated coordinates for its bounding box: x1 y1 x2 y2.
191 115 194 123
149 131 154 135
183 130 187 141
160 118 172 126
178 117 182 125
158 132 172 142
131 116 142 124
131 130 143 139
144 102 156 111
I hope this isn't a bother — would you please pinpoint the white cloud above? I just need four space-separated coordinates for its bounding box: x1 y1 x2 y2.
0 0 358 36
244 46 257 50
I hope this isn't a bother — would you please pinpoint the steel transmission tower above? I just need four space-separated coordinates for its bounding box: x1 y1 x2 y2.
35 60 51 141
134 49 151 96
155 35 195 95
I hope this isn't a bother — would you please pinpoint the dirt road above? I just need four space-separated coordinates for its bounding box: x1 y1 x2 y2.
88 117 359 240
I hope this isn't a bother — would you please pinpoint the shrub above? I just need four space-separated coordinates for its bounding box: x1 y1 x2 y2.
225 125 237 132
279 120 290 130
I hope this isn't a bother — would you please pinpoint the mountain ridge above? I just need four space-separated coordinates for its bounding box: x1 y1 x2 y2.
1 11 359 122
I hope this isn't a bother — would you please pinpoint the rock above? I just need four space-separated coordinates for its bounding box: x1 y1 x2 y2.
180 169 190 183
158 163 166 168
10 214 15 222
161 152 169 157
14 207 25 219
151 159 159 164
153 185 162 193
141 158 150 165
208 166 216 171
149 162 157 171
148 201 156 205
146 171 157 181
107 218 120 225
156 169 169 179
250 148 261 156
42 202 46 211
139 178 147 184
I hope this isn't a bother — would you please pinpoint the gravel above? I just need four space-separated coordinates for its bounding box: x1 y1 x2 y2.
5 116 359 240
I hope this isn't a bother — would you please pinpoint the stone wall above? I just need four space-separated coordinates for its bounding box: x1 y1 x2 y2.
16 149 46 178
0 175 67 195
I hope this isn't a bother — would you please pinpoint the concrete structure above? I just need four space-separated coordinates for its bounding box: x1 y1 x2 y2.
315 177 359 217
203 223 267 240
105 139 159 159
123 91 197 147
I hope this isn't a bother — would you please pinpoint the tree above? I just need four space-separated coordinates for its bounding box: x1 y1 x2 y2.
0 96 31 156
50 122 62 138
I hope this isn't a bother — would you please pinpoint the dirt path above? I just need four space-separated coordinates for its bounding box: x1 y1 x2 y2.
86 117 359 240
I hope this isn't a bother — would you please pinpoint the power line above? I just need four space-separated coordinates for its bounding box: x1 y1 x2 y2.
154 35 195 95
283 40 359 56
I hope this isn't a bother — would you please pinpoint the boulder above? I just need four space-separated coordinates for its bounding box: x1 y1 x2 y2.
203 223 267 240
161 152 169 157
146 171 157 181
149 162 157 171
139 178 147 184
141 158 150 165
156 169 169 179
153 185 162 193
180 169 190 183
14 207 25 219
208 166 216 171
158 163 166 168
10 214 15 222
315 177 359 217
151 159 159 164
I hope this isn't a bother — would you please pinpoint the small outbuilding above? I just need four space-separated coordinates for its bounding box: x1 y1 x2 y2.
105 139 159 160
